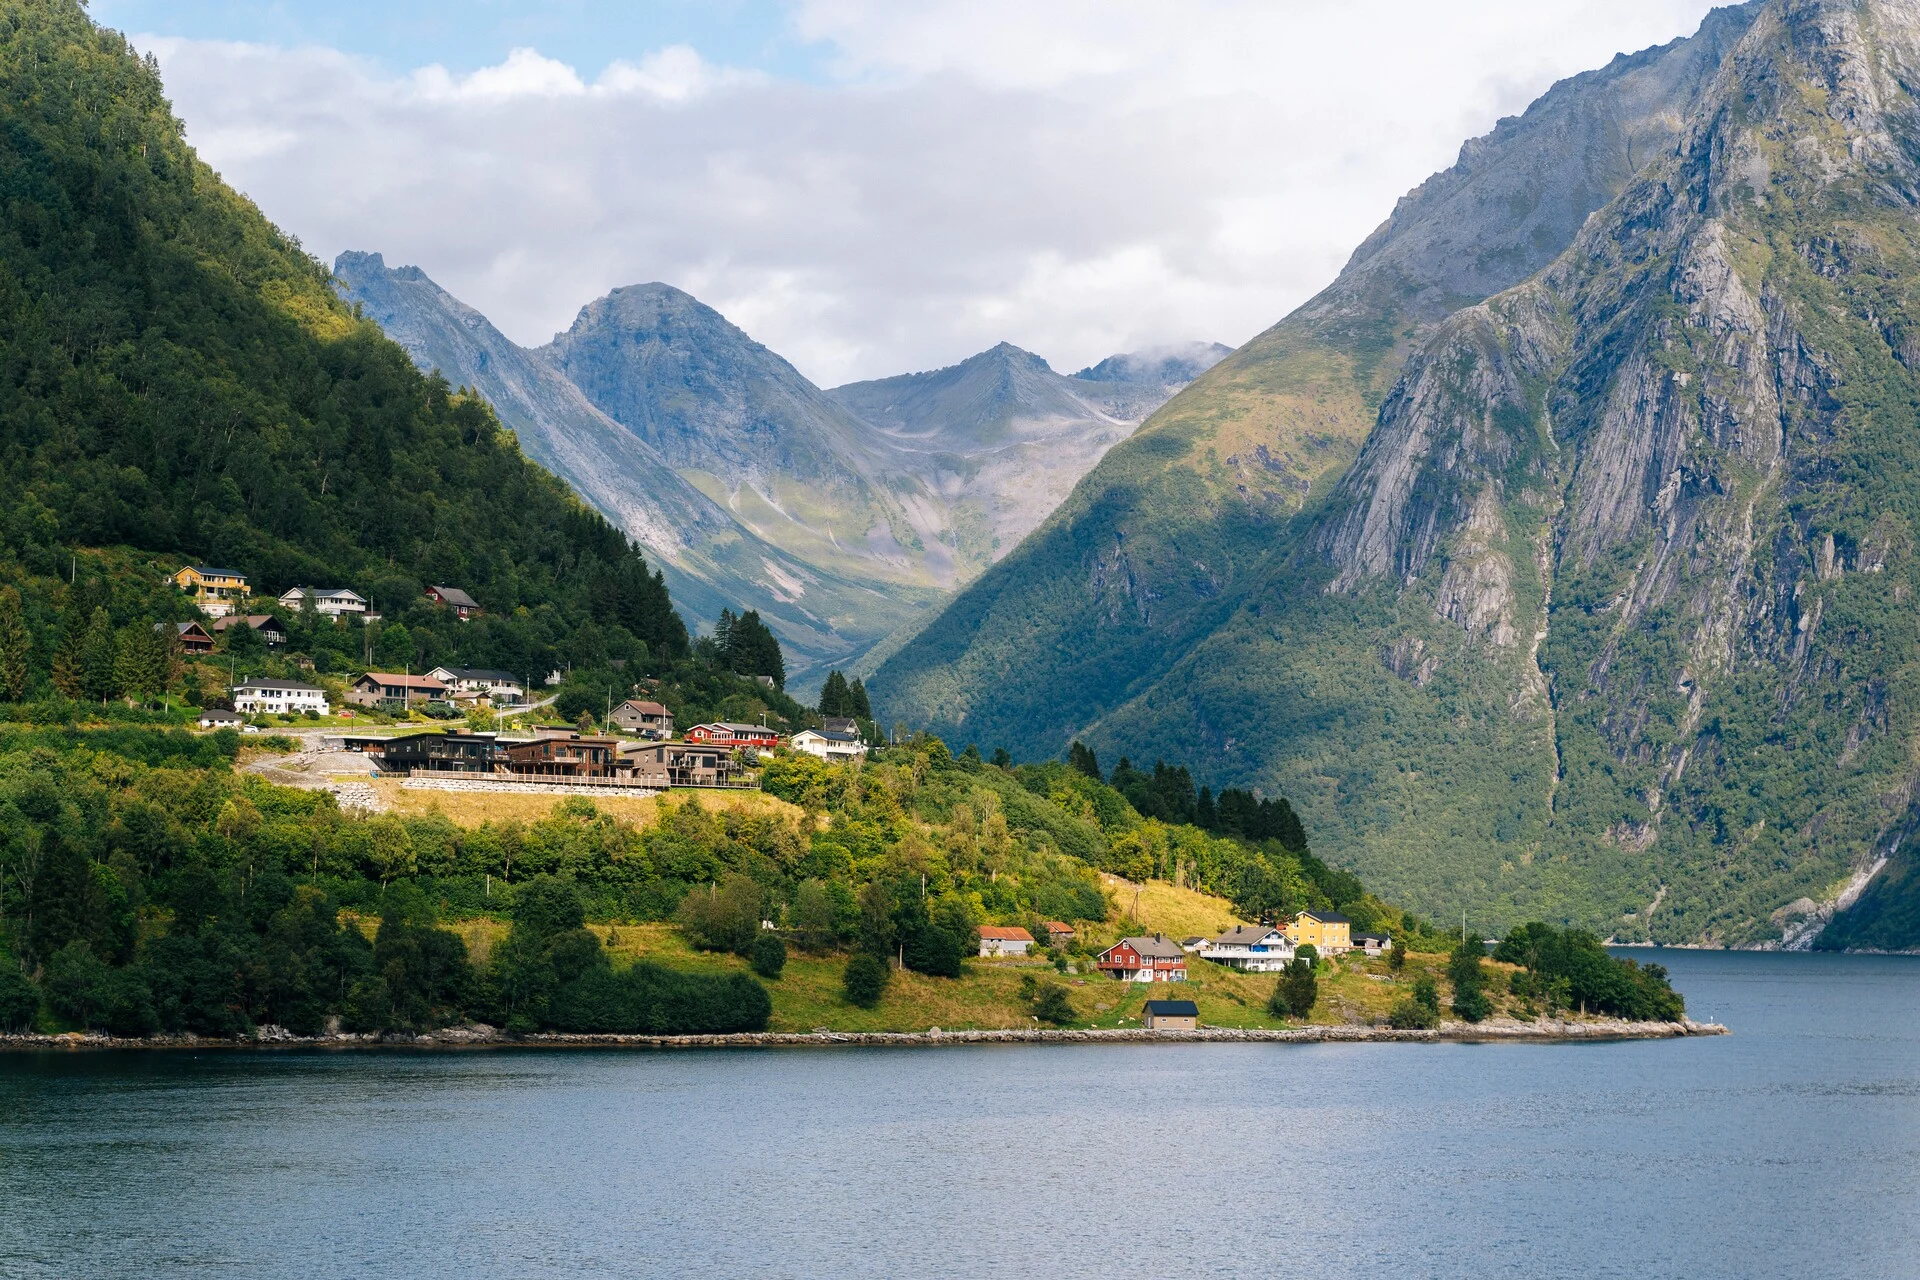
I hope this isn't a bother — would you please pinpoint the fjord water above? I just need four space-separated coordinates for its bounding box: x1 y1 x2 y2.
1 950 1915 1279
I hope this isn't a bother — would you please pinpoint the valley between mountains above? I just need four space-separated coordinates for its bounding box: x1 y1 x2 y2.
334 252 1224 686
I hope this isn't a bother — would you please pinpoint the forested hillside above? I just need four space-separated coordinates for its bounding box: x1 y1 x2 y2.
0 0 685 688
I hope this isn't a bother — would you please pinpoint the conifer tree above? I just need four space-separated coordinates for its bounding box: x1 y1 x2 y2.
819 670 851 717
0 587 28 703
848 678 872 720
113 625 151 704
50 602 86 698
80 608 119 702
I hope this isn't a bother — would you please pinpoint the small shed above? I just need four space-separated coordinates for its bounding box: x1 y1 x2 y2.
1143 999 1199 1031
1043 921 1075 948
197 710 243 729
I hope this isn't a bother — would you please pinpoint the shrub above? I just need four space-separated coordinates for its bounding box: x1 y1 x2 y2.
904 924 965 979
1412 976 1440 1013
1268 956 1318 1019
1448 938 1491 1023
1033 984 1075 1025
843 952 889 1007
1387 940 1406 971
0 962 40 1031
546 963 770 1034
678 874 763 954
749 932 787 979
1387 997 1440 1030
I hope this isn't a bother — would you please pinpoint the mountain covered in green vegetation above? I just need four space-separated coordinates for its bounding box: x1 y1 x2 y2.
0 0 686 686
875 0 1920 948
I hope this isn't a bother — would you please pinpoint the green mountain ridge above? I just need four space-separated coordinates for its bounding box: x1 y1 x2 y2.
870 1 1920 947
0 1 685 687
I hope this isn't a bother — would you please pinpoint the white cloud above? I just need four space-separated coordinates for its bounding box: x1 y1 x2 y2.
135 1 1722 385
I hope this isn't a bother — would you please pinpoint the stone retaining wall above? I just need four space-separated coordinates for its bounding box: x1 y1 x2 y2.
399 776 662 798
0 1018 1728 1052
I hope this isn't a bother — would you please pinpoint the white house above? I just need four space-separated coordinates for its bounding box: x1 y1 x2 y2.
978 926 1034 957
791 728 868 763
425 666 525 704
279 587 369 621
1353 932 1394 957
197 709 244 729
1204 925 1296 973
231 678 330 717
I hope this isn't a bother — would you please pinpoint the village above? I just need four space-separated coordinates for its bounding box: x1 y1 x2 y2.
167 563 1421 1034
168 564 870 792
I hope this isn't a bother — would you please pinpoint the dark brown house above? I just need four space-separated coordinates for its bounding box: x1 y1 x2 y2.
501 734 621 778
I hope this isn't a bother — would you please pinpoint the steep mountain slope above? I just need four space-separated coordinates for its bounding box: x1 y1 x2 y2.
340 262 1216 683
874 3 1759 755
0 1 684 677
829 342 1227 566
332 254 915 681
1077 0 1920 947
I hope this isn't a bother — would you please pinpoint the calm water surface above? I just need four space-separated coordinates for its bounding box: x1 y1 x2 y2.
1 949 1917 1278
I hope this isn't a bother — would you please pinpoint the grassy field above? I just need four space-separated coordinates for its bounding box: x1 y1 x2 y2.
394 872 1494 1033
362 781 804 828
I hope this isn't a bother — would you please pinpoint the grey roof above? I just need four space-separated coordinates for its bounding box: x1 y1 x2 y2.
233 678 323 693
188 565 247 577
1107 935 1187 961
804 729 862 744
715 721 776 733
1298 910 1352 924
429 585 480 608
1353 931 1392 942
1144 1000 1198 1017
1213 925 1288 947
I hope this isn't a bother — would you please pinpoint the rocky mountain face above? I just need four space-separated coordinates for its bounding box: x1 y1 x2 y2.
829 341 1227 569
874 0 1920 946
333 254 943 684
874 2 1758 757
335 259 1212 687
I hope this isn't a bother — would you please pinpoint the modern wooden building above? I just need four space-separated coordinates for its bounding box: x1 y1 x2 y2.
1142 999 1199 1031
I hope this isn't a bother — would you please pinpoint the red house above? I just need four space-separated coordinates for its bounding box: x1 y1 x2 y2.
1096 934 1189 983
425 585 482 620
686 722 783 752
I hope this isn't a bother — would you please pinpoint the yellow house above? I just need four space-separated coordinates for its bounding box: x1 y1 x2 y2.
1285 909 1353 955
173 565 249 618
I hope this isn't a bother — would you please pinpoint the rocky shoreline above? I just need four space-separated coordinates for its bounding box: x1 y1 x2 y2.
0 1017 1727 1052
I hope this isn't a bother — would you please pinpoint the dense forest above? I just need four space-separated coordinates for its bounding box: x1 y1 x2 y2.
0 0 686 698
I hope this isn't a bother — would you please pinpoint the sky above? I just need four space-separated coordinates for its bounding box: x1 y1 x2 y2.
95 0 1729 386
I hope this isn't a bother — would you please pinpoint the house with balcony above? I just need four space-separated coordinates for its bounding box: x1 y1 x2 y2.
377 730 506 774
172 565 249 618
501 734 622 778
1204 925 1296 973
425 666 525 705
790 728 867 763
1096 935 1189 982
687 722 783 752
610 698 674 737
231 678 330 717
346 672 448 710
623 740 739 787
279 587 371 622
159 620 215 654
210 614 287 646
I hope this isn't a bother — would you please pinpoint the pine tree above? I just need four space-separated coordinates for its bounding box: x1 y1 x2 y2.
848 678 872 720
113 625 151 704
1068 740 1101 781
0 587 28 702
819 670 851 717
50 603 86 699
79 607 118 702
